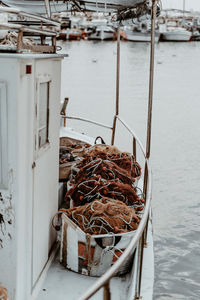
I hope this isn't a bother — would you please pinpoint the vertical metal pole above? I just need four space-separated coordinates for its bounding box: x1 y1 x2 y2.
44 0 52 18
111 27 120 145
183 0 185 14
143 0 157 245
183 0 186 26
145 0 156 160
133 137 137 159
135 2 157 299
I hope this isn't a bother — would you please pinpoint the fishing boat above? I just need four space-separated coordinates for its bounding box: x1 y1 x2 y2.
161 26 192 41
122 25 160 42
160 6 192 42
0 1 159 299
88 25 115 40
58 27 82 40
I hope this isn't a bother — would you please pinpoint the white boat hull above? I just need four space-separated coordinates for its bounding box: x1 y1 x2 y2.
88 31 114 41
124 31 160 42
162 31 192 41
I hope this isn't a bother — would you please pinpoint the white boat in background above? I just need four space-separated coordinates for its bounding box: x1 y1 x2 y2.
123 26 160 42
88 25 115 40
161 27 192 41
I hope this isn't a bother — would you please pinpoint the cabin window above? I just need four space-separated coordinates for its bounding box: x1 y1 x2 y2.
0 82 8 189
38 81 50 149
35 75 51 154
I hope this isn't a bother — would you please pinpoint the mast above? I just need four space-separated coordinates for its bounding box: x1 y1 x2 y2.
44 0 51 18
183 0 186 26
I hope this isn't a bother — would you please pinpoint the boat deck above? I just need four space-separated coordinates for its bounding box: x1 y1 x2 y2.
36 253 131 300
35 219 153 300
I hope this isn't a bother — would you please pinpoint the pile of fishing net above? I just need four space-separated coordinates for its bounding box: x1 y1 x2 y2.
66 175 144 210
83 145 141 179
0 31 34 46
0 286 8 300
58 143 144 235
65 198 140 235
73 158 136 186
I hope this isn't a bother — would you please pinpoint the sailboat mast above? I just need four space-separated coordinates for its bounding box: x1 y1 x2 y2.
183 0 186 25
44 0 52 18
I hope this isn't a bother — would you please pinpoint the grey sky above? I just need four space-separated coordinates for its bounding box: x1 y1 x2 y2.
163 0 200 11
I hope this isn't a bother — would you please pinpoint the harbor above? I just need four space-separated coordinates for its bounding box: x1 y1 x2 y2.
0 1 200 300
51 10 200 42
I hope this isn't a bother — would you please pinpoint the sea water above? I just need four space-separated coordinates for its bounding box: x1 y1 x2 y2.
59 40 200 300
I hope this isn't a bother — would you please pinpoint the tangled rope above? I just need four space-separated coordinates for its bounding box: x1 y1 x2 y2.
65 198 140 235
73 158 137 186
57 143 144 236
0 286 8 300
0 32 34 46
80 150 141 179
66 175 144 210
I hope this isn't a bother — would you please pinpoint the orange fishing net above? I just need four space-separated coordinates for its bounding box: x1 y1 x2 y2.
81 151 141 179
65 198 140 235
66 175 144 210
74 158 135 186
0 287 8 300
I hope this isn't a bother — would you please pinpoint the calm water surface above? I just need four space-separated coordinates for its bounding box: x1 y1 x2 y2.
59 40 200 300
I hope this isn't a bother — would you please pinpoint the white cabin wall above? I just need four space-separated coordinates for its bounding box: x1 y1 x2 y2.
0 58 20 299
0 55 63 300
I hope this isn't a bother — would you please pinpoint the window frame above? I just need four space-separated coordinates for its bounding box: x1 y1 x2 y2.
0 81 8 190
35 75 51 158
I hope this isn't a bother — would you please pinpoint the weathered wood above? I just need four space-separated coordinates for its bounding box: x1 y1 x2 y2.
17 41 55 53
103 282 111 300
17 30 23 50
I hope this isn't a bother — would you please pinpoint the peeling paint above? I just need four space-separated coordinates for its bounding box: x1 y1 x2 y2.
0 192 14 248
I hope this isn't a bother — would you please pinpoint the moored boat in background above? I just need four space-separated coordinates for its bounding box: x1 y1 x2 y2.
161 26 192 41
122 25 160 42
88 25 115 40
